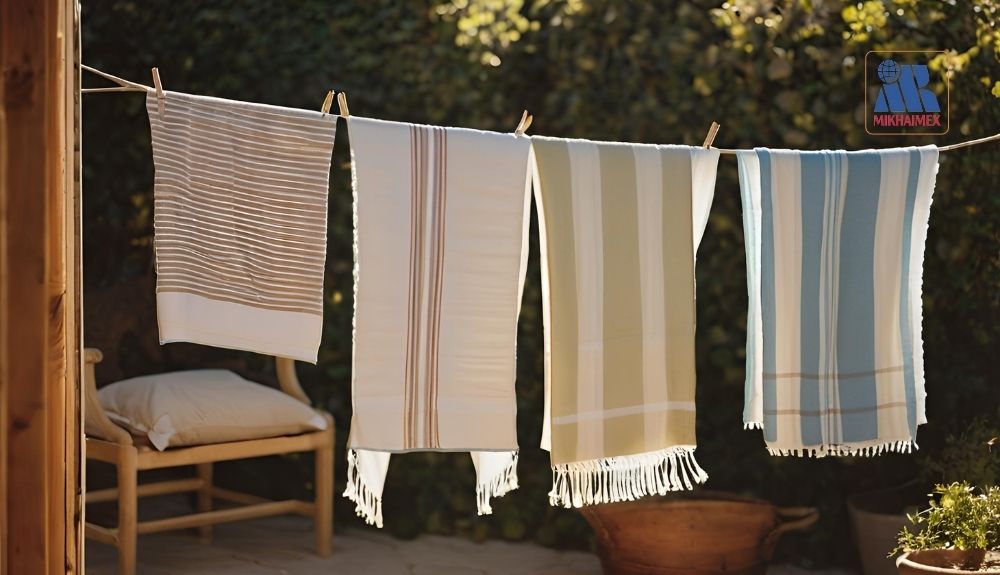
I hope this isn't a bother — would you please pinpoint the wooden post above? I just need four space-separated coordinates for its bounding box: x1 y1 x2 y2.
196 463 213 543
116 446 138 575
314 419 334 556
0 0 81 574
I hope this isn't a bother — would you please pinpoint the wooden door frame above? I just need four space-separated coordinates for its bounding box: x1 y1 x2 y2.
0 0 83 573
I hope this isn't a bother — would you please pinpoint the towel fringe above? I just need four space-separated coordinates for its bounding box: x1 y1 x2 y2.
744 421 763 430
476 451 520 515
343 449 383 528
548 446 707 508
766 439 919 458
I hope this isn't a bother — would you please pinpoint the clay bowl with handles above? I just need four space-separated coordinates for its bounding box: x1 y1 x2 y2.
578 490 819 575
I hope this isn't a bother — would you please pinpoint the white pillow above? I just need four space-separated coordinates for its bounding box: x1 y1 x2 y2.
97 369 328 450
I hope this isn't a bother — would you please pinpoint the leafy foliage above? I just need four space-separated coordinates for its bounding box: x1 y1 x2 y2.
893 482 1000 555
81 0 999 566
917 415 1000 490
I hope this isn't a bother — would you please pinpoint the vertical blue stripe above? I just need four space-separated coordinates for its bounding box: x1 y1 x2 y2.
758 149 778 442
798 153 826 446
836 152 880 443
738 155 758 425
899 150 921 434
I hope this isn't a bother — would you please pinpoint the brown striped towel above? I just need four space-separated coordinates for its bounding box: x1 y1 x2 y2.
345 117 531 527
146 91 337 363
531 137 719 507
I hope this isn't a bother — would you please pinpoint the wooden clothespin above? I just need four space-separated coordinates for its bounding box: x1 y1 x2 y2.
337 92 350 117
320 90 335 115
514 110 533 136
151 67 165 119
702 121 720 149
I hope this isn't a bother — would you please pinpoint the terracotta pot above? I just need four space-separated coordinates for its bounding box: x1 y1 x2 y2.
579 491 819 575
848 481 925 575
897 550 1000 574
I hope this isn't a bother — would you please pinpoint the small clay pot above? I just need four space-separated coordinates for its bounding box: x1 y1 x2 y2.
896 550 1000 574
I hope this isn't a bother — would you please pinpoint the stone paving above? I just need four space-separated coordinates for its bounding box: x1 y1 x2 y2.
85 513 857 575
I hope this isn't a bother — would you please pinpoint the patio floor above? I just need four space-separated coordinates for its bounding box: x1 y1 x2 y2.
85 514 858 575
84 495 856 575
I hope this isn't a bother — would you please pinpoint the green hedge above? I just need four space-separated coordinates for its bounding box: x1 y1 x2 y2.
81 0 999 567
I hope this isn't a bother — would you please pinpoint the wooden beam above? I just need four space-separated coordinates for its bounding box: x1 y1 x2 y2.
208 486 271 506
85 478 205 505
82 524 117 547
0 0 79 573
0 4 8 566
135 429 330 469
136 500 311 535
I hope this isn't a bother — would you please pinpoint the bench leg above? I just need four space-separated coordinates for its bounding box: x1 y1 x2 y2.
314 430 333 557
117 445 138 575
196 463 213 543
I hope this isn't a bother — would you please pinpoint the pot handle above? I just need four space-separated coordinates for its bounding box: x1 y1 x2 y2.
760 506 820 560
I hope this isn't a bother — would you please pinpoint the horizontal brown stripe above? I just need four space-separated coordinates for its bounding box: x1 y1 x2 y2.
156 210 323 247
157 286 322 315
149 93 330 321
155 246 323 278
150 121 333 161
764 365 904 381
155 198 326 234
153 160 330 197
150 94 337 134
157 272 321 301
156 275 320 306
153 148 331 186
154 222 324 259
149 105 335 146
155 182 328 221
156 265 320 296
151 135 333 175
153 235 325 269
765 401 909 416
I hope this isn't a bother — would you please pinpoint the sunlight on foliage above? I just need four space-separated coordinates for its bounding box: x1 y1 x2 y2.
893 482 1000 555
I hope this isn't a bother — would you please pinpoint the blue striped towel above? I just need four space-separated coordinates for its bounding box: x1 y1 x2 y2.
738 146 938 457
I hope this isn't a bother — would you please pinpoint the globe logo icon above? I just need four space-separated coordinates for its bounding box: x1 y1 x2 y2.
877 59 901 84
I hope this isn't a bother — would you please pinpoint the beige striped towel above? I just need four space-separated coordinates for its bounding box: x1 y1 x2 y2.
146 91 337 363
531 137 719 507
345 117 532 527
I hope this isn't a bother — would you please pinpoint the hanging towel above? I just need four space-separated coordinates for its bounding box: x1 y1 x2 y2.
738 146 938 457
346 116 532 526
146 91 337 363
531 137 719 507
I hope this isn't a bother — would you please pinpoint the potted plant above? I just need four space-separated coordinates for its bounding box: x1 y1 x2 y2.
849 417 1000 575
893 482 1000 574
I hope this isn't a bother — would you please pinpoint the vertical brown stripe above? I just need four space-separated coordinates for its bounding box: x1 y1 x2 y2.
660 149 695 405
598 144 646 453
532 138 579 465
414 126 427 446
403 126 418 448
429 128 448 448
424 127 440 448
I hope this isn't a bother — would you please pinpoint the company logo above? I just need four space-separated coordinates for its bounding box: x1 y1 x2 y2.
865 51 949 136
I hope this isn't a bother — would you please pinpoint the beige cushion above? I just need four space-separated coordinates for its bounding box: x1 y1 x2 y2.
97 369 327 450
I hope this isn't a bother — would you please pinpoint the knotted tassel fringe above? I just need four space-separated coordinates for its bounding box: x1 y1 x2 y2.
744 421 763 430
343 449 383 528
767 439 918 458
476 451 520 516
548 446 708 508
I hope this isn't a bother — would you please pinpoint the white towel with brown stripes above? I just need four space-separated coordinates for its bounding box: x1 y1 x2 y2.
146 91 336 363
531 137 719 507
345 116 531 527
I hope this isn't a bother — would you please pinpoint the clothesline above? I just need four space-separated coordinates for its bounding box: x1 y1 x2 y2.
81 64 999 154
712 130 1000 154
